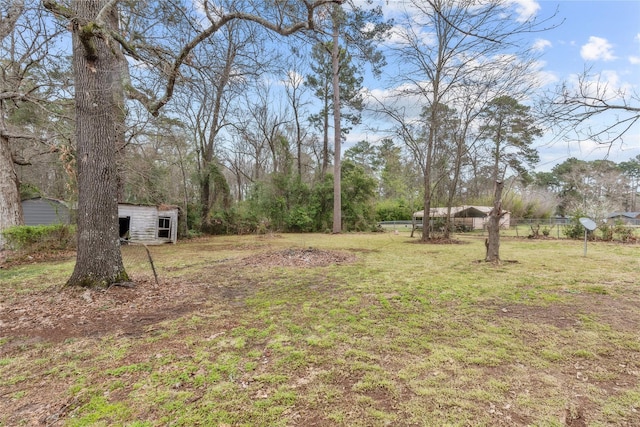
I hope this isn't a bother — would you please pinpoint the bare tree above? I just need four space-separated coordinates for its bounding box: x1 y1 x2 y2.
1 0 66 247
42 0 342 288
383 0 553 242
225 132 260 201
542 67 640 147
244 84 292 176
282 54 313 178
173 20 267 231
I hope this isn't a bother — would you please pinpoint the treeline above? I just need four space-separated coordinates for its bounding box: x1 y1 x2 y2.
4 2 639 240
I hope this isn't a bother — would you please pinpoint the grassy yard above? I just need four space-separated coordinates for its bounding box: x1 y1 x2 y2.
1 232 639 426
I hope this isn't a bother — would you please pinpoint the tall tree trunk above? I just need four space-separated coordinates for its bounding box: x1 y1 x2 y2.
66 0 128 287
0 0 25 248
421 117 436 241
114 44 127 202
485 180 503 263
295 106 303 177
321 98 329 178
198 39 233 232
0 134 23 248
331 8 341 234
200 173 212 231
443 131 467 239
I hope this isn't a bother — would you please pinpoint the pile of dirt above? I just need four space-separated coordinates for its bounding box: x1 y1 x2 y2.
241 247 356 267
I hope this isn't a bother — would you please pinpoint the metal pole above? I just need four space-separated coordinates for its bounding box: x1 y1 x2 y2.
583 229 588 257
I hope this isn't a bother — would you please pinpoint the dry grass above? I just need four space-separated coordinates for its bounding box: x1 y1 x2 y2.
1 232 639 426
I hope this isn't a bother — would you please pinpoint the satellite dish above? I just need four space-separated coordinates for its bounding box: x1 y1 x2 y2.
578 217 597 257
579 217 597 231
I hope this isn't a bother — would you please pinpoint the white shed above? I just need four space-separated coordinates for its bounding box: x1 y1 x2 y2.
411 205 511 235
118 204 179 244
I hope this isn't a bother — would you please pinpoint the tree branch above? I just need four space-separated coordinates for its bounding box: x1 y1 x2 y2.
0 0 24 40
42 0 73 20
94 0 119 26
148 0 343 116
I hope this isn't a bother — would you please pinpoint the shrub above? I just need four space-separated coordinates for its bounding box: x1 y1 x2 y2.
563 212 586 240
613 221 635 242
287 206 315 232
2 224 76 253
375 199 414 222
598 223 614 241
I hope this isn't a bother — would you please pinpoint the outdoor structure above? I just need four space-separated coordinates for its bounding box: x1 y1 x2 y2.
118 204 179 244
22 197 71 226
411 206 511 236
606 212 640 226
21 198 179 244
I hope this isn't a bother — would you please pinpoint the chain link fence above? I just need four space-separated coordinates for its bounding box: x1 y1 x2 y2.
120 242 159 285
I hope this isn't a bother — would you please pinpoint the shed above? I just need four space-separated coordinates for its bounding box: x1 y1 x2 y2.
22 197 71 226
411 205 510 236
606 212 640 226
118 204 179 244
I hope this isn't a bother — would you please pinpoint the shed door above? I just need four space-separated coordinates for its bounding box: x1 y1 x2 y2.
119 217 131 239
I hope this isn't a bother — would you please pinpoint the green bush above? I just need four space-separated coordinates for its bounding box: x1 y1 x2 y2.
613 220 635 242
231 164 378 234
563 212 586 240
341 161 378 232
287 206 315 232
563 222 584 239
598 223 614 241
2 224 76 252
375 199 414 222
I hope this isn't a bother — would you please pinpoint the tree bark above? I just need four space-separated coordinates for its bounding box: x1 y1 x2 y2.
0 0 25 248
485 180 503 263
420 109 436 242
321 92 330 179
66 0 128 287
331 7 342 234
200 175 212 231
0 134 24 248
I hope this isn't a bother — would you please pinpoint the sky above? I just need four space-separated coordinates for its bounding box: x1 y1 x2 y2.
345 0 640 171
530 0 640 169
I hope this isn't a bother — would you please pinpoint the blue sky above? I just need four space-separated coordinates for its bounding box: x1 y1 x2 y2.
533 0 640 168
347 0 640 171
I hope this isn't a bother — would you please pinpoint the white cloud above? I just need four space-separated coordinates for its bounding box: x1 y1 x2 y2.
509 0 541 22
282 70 304 87
537 136 640 172
630 56 640 65
535 68 558 88
580 36 616 61
532 38 552 52
565 69 629 102
385 23 435 48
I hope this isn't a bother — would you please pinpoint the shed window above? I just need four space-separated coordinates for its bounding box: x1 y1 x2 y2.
158 217 171 239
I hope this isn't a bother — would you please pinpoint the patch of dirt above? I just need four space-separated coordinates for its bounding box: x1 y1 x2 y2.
0 280 204 345
0 249 75 269
241 247 356 267
472 259 520 264
0 248 355 344
493 291 640 333
495 302 582 329
487 294 640 427
409 237 469 244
